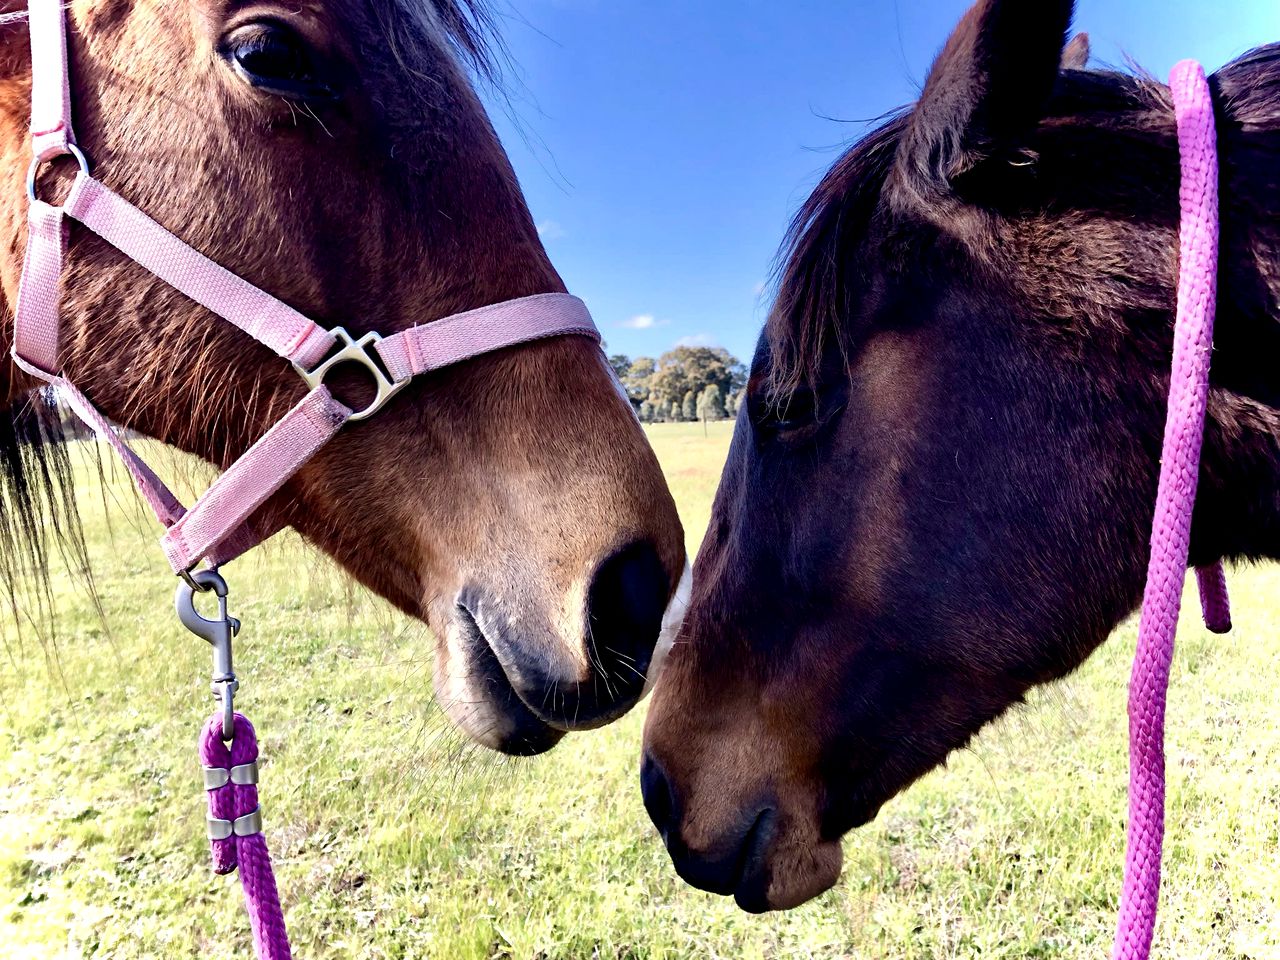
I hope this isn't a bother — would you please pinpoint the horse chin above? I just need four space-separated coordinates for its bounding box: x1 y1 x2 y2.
433 607 564 756
741 836 844 913
733 791 881 911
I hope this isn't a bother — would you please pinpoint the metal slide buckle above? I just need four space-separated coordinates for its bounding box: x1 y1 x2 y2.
176 569 241 740
202 762 259 790
292 327 410 421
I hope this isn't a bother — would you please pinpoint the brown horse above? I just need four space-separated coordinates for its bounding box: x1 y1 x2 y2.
0 0 686 756
642 0 1279 912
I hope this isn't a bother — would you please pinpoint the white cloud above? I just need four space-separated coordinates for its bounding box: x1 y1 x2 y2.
621 314 668 330
673 333 718 348
536 219 566 240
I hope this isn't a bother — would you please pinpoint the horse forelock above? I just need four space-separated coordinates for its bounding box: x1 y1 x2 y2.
373 0 500 82
763 111 907 404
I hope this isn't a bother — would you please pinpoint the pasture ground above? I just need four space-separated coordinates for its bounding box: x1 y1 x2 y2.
1 421 1277 959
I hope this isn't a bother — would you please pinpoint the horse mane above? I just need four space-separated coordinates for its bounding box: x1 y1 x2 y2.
1214 43 1280 127
764 44 1280 401
0 392 94 634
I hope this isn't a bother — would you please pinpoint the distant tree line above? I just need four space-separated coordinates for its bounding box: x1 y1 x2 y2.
607 346 746 424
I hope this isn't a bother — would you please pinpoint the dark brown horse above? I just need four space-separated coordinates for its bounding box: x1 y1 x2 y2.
642 0 1278 912
0 0 686 756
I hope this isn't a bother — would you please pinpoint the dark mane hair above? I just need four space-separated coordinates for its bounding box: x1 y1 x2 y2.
0 393 92 633
376 0 500 80
764 111 907 399
763 45 1280 400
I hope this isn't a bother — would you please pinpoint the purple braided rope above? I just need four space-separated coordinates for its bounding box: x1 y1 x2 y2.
1195 563 1232 634
1111 60 1220 960
200 713 293 960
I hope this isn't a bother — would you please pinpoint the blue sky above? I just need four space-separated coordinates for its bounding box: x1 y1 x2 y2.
481 0 1278 364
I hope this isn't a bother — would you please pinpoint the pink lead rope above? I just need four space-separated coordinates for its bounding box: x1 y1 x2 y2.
13 2 605 958
1112 60 1232 960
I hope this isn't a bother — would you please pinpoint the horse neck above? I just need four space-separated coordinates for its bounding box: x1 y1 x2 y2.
1194 62 1280 567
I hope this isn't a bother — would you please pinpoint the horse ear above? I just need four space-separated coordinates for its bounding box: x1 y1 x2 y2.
896 0 1074 189
1061 33 1090 71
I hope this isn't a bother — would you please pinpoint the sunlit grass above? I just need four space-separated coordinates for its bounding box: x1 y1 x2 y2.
1 420 1276 958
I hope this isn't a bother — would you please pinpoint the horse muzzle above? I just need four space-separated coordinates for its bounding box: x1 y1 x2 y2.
434 547 689 753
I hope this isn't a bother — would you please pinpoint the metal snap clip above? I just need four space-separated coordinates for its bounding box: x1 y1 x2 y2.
176 568 241 740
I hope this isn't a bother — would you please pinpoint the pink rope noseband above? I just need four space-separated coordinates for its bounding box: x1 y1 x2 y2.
12 2 607 957
1112 60 1232 960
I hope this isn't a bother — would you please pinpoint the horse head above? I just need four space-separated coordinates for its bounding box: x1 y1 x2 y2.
642 0 1279 910
0 0 687 755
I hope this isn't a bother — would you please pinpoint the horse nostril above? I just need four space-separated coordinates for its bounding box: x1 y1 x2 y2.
460 541 671 731
585 539 669 688
641 753 778 900
640 751 678 840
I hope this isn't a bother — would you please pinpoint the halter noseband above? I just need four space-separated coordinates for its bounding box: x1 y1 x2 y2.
12 0 602 581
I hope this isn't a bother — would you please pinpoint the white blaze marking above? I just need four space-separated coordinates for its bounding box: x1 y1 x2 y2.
643 562 692 696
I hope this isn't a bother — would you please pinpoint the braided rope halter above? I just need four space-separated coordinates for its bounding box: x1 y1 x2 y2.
13 2 609 956
1111 60 1234 960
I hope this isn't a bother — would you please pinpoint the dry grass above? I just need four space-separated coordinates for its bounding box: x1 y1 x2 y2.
1 420 1276 958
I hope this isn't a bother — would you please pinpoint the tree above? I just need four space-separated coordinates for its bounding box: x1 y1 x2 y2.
607 353 631 382
650 346 747 410
606 347 748 421
639 400 655 422
622 356 656 405
696 384 726 421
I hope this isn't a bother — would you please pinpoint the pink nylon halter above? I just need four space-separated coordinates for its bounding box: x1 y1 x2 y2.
13 2 602 958
14 0 601 578
1112 60 1232 960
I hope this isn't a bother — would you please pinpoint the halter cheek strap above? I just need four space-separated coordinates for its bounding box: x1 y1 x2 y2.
12 0 600 577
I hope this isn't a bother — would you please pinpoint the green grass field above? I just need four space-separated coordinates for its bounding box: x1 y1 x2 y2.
1 420 1277 959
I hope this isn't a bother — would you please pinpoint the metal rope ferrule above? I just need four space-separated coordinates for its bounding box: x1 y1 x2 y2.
207 808 263 841
203 761 260 790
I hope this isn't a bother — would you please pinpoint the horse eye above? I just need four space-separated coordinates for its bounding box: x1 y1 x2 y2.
221 23 336 103
753 387 820 438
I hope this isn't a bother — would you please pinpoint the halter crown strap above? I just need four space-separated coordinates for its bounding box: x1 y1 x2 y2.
1111 60 1230 960
27 0 73 160
11 0 600 576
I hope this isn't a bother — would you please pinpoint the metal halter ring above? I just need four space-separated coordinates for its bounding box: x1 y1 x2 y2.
292 327 410 421
26 142 90 204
